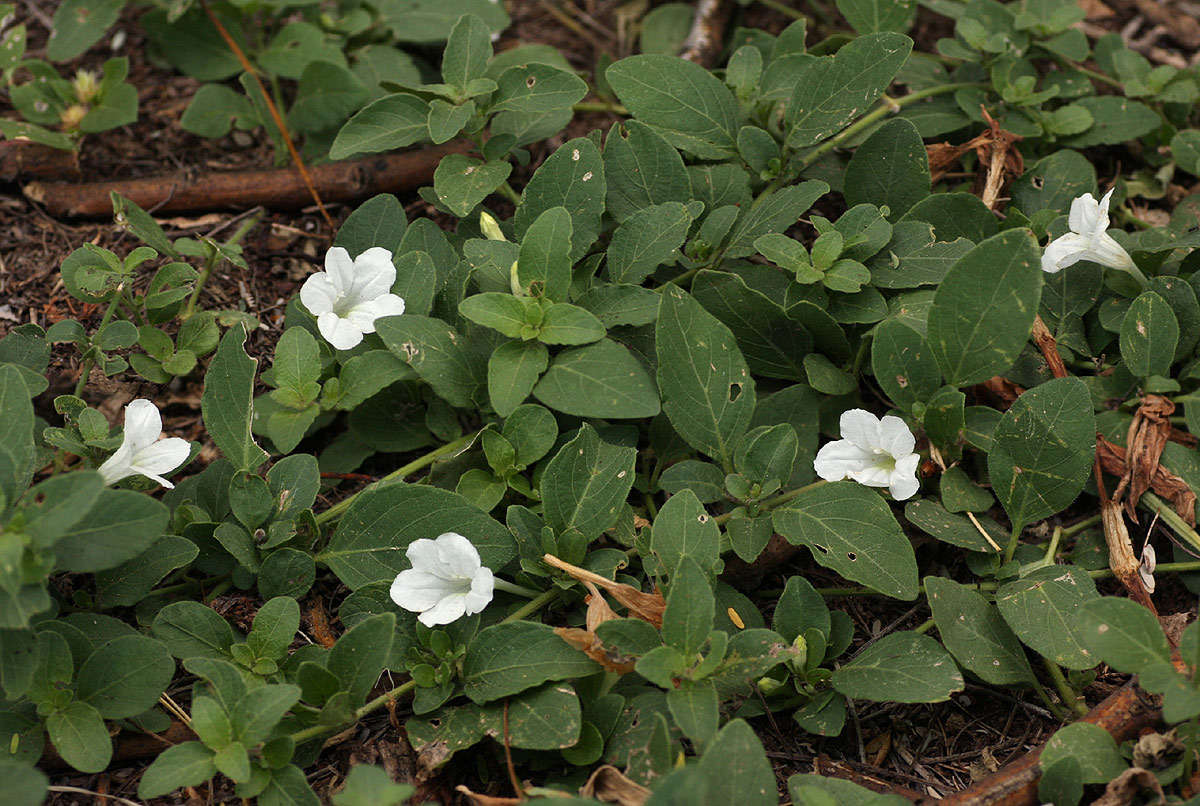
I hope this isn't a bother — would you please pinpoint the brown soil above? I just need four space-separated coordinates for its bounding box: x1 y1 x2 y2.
5 0 1200 803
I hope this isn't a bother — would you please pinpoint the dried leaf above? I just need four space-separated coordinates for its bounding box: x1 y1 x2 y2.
455 785 521 806
1097 436 1196 526
553 581 638 674
1091 767 1164 806
580 764 651 806
1119 395 1175 521
543 554 665 627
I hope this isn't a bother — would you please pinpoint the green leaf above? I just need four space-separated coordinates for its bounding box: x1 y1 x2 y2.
606 55 741 158
786 33 913 147
691 270 809 381
379 0 509 43
459 293 530 338
152 601 237 660
724 182 828 259
1078 597 1170 673
542 424 636 541
46 701 111 773
335 194 408 258
332 765 415 806
0 759 46 806
904 498 1004 552
871 319 941 411
330 94 429 160
773 482 918 600
434 154 512 218
488 340 549 417
843 118 929 216
836 0 916 32
139 742 216 799
491 63 588 114
607 202 696 284
48 0 124 61
925 577 1034 685
140 9 243 81
203 325 268 472
442 14 492 90
668 683 719 747
1061 96 1160 148
1040 723 1126 784
1038 758 1083 806
518 206 573 301
773 575 831 644
1120 290 1178 378
532 338 660 419
329 613 395 704
538 304 606 345
53 489 169 572
832 631 963 702
246 597 301 662
76 635 175 718
697 720 777 805
514 137 605 262
650 490 721 580
323 483 516 589
288 61 369 134
659 459 727 504
603 120 691 223
927 229 1043 386
656 286 755 468
1010 149 1096 216
988 377 1095 534
377 315 486 409
0 365 35 505
231 684 301 745
462 621 601 703
995 565 1100 669
662 557 715 657
1172 130 1200 176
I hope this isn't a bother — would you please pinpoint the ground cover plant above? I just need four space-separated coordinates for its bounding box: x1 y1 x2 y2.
4 0 1200 803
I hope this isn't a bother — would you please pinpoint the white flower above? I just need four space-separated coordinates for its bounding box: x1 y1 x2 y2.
299 246 405 350
390 532 495 627
1041 189 1135 274
97 399 191 489
813 409 921 501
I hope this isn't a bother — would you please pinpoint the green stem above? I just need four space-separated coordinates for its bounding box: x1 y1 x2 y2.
1061 513 1102 539
1043 525 1063 563
315 432 480 528
754 0 804 19
74 285 126 397
713 479 827 526
1140 492 1200 555
914 618 935 635
1029 674 1071 721
1003 522 1022 564
1121 261 1151 292
1042 657 1088 718
497 181 522 205
795 82 986 171
492 578 541 599
572 100 629 115
183 213 262 319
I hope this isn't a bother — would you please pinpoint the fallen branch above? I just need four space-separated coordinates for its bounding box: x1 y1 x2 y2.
924 680 1161 805
678 0 733 68
23 142 470 218
0 140 79 182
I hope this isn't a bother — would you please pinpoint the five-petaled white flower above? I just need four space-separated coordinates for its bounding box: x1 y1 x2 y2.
813 409 920 501
390 532 495 627
97 399 191 489
1041 189 1135 274
299 246 406 351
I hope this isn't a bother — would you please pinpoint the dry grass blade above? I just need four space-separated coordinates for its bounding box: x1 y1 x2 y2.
543 554 665 627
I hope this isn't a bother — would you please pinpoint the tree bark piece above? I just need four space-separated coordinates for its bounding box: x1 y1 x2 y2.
0 140 79 182
679 0 732 67
23 142 470 218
